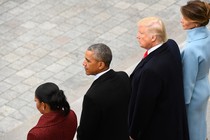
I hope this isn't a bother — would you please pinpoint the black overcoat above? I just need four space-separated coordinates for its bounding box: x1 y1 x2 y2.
128 40 189 140
77 69 131 140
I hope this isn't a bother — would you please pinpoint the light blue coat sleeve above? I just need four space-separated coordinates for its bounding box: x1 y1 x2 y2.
181 46 199 104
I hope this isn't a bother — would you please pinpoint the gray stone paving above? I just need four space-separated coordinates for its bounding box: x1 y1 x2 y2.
0 0 209 139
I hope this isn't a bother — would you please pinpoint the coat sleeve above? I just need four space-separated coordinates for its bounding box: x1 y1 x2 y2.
181 47 198 104
77 94 100 140
129 69 162 139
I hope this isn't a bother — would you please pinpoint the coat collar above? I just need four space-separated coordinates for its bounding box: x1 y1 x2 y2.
35 111 66 128
131 42 168 76
92 69 114 85
186 26 209 43
94 68 110 80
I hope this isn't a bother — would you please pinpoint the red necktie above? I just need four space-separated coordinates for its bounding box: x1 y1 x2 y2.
143 50 148 58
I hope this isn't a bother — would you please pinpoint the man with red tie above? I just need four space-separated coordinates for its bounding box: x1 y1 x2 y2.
128 17 189 140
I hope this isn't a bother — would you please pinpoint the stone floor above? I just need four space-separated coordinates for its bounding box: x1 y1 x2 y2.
0 0 209 139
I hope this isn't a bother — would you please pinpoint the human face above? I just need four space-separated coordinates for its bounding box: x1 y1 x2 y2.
83 50 102 75
35 96 44 114
180 16 197 30
137 25 153 49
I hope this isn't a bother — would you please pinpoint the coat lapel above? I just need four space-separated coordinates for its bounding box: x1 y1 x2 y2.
130 43 168 78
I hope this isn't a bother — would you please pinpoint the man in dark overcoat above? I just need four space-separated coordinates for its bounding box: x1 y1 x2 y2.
128 17 189 140
77 43 131 140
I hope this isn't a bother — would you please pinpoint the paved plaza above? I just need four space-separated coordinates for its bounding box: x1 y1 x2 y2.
0 0 210 139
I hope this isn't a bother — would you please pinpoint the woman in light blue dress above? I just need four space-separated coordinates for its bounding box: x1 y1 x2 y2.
180 1 210 140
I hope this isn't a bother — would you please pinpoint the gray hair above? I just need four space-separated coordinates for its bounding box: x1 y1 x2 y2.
87 43 112 67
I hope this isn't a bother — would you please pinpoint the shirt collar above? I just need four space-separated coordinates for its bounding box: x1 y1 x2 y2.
148 43 163 54
94 68 110 80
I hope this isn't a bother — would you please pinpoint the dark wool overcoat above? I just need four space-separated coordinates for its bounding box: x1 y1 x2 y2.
77 69 131 140
128 40 189 140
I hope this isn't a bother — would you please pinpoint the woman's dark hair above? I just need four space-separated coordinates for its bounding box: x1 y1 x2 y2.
181 0 210 26
35 82 70 116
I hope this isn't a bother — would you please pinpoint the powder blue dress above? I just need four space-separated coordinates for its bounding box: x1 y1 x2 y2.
181 26 210 140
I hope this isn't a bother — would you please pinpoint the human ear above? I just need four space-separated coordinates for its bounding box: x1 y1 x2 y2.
151 34 157 42
41 102 46 111
98 61 106 70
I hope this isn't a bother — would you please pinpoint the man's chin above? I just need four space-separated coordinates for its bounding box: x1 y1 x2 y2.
85 71 91 75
